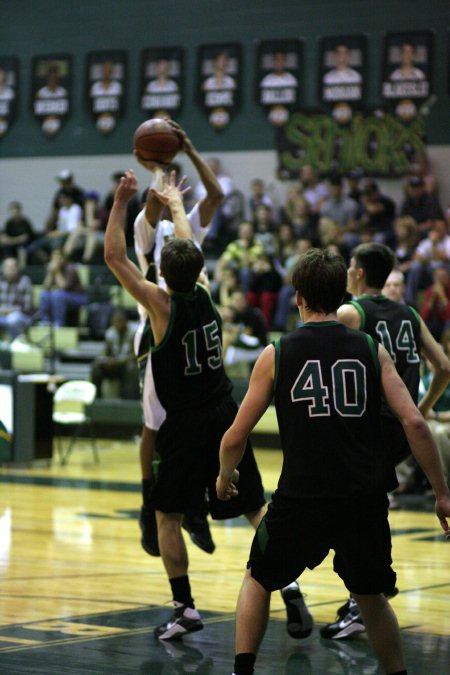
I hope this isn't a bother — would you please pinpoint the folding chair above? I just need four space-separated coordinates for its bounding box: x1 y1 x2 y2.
53 380 98 465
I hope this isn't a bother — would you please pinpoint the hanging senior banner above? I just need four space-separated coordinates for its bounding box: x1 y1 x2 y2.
87 51 126 135
140 47 183 119
256 40 302 126
32 55 71 137
0 57 18 138
319 35 366 126
381 32 433 122
198 43 241 130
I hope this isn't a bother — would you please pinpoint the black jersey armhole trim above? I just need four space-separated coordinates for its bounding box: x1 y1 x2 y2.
349 300 365 330
150 299 176 353
273 338 280 389
365 334 380 376
408 305 421 325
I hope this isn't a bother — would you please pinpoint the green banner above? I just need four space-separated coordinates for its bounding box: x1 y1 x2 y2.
278 109 426 178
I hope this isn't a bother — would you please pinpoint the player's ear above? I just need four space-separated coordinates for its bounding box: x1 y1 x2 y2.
295 290 302 307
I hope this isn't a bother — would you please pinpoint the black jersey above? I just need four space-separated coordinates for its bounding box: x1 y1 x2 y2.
274 322 384 499
349 295 421 415
150 284 232 413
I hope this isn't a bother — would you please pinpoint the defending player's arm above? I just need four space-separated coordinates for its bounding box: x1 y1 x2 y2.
169 121 223 226
418 318 450 417
104 170 168 319
217 345 275 500
379 344 450 534
150 171 192 240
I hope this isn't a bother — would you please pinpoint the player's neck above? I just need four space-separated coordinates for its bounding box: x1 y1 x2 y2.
301 309 338 323
357 284 382 297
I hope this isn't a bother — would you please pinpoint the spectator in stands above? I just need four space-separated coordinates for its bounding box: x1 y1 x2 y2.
0 257 33 340
46 170 85 232
221 304 265 375
407 148 439 198
320 174 360 248
273 238 313 331
405 218 450 306
81 191 104 263
400 175 443 238
318 216 348 261
420 265 450 341
248 178 274 221
215 221 264 291
382 269 406 303
215 266 240 308
28 189 84 263
286 194 318 241
253 204 277 256
38 249 88 326
1 202 36 267
393 215 418 278
299 164 328 215
275 222 297 266
228 289 268 348
360 180 396 246
246 253 282 327
346 167 364 206
91 308 139 400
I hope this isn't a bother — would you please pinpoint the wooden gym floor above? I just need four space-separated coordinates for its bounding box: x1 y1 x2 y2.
0 439 449 674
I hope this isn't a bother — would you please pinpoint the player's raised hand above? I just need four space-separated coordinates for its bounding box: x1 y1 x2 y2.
150 170 191 205
115 170 138 203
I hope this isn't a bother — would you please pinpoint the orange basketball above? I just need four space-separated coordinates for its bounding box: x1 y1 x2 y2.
133 118 182 164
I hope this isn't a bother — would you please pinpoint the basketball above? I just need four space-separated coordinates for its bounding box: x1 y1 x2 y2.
133 118 182 164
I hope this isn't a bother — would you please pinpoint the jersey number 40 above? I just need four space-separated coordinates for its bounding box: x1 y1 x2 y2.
290 359 367 418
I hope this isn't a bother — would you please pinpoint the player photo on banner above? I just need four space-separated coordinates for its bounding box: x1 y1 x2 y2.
256 40 302 127
0 57 18 138
381 32 433 122
32 55 71 137
140 48 183 119
320 36 366 125
198 44 241 130
87 51 126 135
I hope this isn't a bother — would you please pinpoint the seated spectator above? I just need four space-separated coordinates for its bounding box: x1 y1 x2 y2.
215 266 240 308
46 169 85 232
253 204 277 256
194 157 233 248
287 195 318 241
215 221 264 291
28 189 84 263
91 308 139 399
345 167 364 206
222 290 267 367
299 164 328 215
404 218 450 306
248 178 274 220
246 253 282 327
273 238 313 331
0 257 33 340
420 265 450 341
400 175 443 238
393 215 418 278
360 180 396 246
406 148 439 198
0 202 36 267
275 222 297 266
318 216 348 261
38 249 88 326
280 184 303 223
320 174 360 248
221 304 265 373
382 269 406 303
79 191 105 263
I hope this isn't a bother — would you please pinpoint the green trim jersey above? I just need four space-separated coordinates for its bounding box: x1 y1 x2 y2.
274 322 384 499
349 296 421 416
150 284 232 413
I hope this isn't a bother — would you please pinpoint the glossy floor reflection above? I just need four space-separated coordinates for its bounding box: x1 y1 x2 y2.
0 442 449 673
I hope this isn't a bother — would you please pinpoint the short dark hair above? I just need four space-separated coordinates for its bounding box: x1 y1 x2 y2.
292 248 347 314
160 239 204 293
352 243 396 289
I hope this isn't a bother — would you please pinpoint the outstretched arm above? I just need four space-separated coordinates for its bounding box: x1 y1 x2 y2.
169 121 223 227
150 170 192 240
379 344 450 535
104 170 168 317
418 317 450 417
216 345 275 500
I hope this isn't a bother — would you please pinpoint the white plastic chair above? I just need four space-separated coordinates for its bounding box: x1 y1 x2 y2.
53 380 98 465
